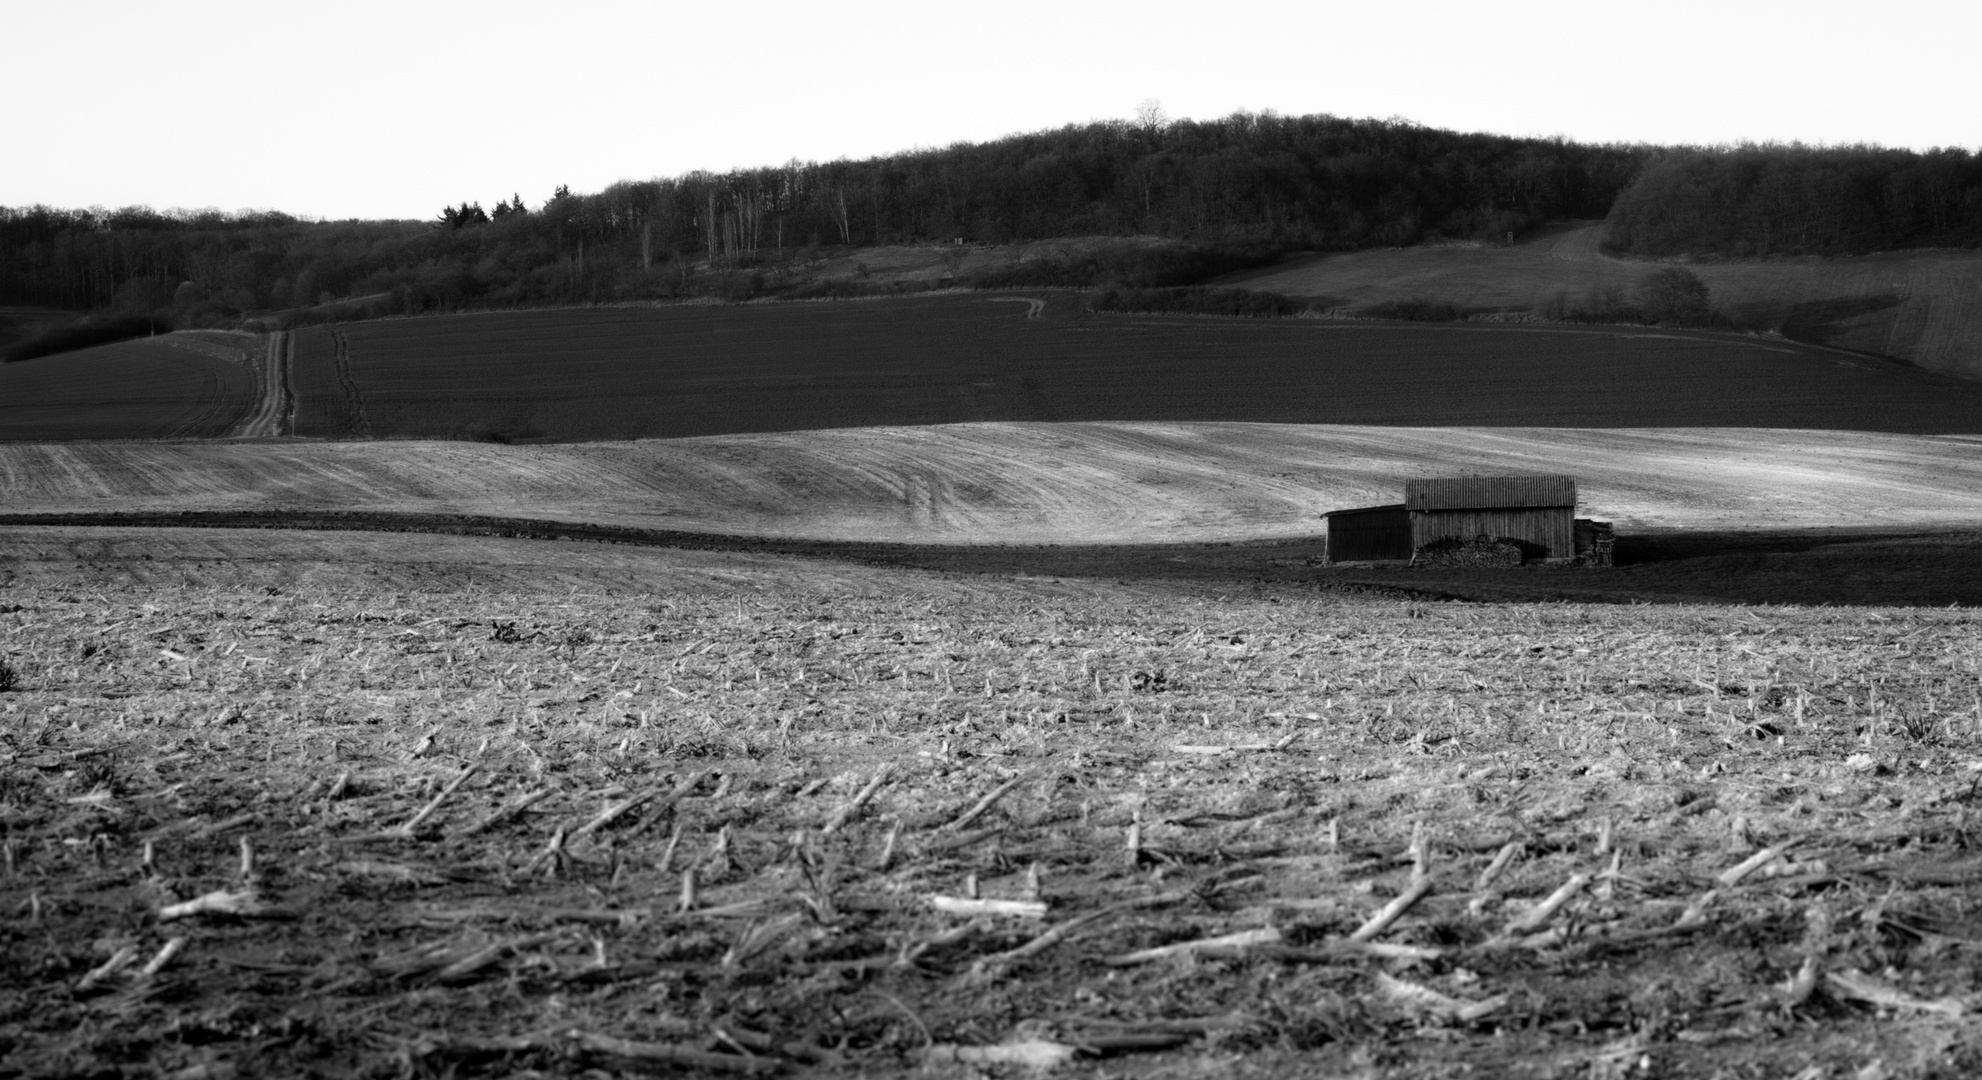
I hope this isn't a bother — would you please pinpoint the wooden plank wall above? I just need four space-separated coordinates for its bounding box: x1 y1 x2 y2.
1411 507 1575 559
1405 476 1576 510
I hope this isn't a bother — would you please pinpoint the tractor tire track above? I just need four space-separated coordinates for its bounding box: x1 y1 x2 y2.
331 329 374 438
279 330 296 434
984 296 1047 319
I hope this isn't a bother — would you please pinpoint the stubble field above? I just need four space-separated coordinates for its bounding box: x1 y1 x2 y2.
3 532 1981 1078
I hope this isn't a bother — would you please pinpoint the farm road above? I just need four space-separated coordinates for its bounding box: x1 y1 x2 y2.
225 330 290 437
1529 221 1610 261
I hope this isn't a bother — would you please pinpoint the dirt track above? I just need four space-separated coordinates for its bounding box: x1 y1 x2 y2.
225 331 290 438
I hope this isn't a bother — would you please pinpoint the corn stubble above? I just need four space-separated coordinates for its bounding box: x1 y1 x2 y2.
2 572 1980 1078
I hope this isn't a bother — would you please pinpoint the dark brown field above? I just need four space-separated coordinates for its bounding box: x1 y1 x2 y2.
291 295 1982 443
0 336 258 441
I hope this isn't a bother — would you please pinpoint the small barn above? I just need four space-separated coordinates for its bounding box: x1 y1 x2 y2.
1322 474 1608 565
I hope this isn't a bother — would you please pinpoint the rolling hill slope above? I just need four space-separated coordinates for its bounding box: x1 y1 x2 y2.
0 335 259 440
1224 223 1982 380
287 293 1982 442
5 424 1982 543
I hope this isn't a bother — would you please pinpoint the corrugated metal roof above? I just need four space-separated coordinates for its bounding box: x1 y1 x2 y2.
1405 475 1575 510
1323 503 1406 519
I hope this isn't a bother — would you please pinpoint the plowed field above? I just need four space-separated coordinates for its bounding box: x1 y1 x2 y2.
0 336 259 440
6 424 1982 543
289 295 1982 442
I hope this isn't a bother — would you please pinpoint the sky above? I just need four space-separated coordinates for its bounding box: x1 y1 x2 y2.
6 0 1978 221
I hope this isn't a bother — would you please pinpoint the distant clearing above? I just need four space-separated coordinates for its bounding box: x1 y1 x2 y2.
288 293 1982 442
0 334 258 440
792 235 1174 288
0 305 73 353
1223 223 1982 380
5 423 1982 543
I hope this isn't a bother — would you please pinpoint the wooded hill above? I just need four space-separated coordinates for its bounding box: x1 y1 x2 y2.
1606 144 1982 257
2 113 1978 328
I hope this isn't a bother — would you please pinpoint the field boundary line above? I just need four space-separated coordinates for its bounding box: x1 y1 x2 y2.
0 508 992 559
0 509 1344 570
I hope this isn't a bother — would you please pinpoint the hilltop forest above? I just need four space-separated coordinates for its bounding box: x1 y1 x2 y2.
3 112 1980 328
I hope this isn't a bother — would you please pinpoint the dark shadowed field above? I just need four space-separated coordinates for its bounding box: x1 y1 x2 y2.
290 295 1982 442
0 337 258 440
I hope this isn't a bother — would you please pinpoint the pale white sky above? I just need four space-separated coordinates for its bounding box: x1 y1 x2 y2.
6 0 1977 220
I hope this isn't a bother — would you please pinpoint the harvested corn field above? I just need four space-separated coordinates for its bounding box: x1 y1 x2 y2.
3 544 1980 1078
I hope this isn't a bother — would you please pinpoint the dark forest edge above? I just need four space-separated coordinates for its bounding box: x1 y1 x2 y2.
2 110 1977 339
2 313 172 363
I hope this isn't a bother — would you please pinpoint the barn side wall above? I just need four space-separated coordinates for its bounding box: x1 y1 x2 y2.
1410 506 1575 560
1325 505 1412 562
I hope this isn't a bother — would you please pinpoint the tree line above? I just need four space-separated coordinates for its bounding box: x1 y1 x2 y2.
2 112 1977 332
0 113 1643 321
1604 144 1982 256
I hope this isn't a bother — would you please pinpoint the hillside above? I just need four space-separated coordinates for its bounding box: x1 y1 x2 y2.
2 114 1644 317
1224 223 1982 380
6 424 1982 544
0 334 259 439
0 306 70 353
273 294 1982 444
